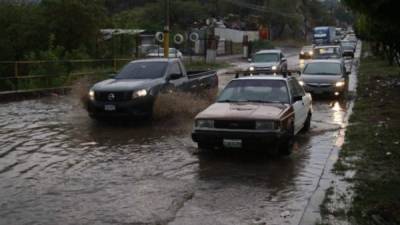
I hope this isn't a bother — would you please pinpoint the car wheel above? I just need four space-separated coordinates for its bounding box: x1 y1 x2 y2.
279 126 294 156
301 112 312 133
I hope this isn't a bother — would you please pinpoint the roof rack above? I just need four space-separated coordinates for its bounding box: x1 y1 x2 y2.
234 70 300 79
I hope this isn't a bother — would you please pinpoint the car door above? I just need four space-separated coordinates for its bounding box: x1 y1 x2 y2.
166 62 186 89
280 53 287 70
289 79 307 134
294 79 311 119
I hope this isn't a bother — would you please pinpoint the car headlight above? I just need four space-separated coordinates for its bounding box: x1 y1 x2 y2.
132 89 148 98
271 66 277 71
309 51 313 55
300 51 305 55
335 81 345 87
89 89 95 101
256 121 280 130
299 80 305 86
249 66 255 71
195 119 214 128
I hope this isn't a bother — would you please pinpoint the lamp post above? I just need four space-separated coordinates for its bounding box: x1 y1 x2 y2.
163 0 170 58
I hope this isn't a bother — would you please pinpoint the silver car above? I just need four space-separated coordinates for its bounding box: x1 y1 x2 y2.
299 59 349 96
248 49 288 74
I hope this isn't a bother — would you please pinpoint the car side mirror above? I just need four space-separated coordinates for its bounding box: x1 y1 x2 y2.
292 96 303 102
169 73 183 80
282 57 287 62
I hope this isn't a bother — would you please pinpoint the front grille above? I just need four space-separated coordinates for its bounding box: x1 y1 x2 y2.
95 91 132 102
214 120 256 130
255 67 271 71
306 83 332 88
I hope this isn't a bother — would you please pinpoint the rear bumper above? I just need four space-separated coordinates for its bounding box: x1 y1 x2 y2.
87 97 154 118
343 51 354 57
192 128 289 149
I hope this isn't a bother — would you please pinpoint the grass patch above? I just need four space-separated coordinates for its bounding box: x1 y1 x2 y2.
327 46 400 224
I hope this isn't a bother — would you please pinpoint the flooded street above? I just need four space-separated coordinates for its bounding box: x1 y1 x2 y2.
0 46 360 225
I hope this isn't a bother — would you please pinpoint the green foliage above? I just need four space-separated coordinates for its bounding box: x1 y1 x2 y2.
40 0 108 55
0 0 108 62
0 2 48 61
112 0 207 32
344 0 400 65
330 51 400 225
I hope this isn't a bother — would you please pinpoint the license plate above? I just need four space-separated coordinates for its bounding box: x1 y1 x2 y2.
223 139 242 148
104 105 116 111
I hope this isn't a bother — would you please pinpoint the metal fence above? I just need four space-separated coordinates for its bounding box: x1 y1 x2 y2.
0 58 133 93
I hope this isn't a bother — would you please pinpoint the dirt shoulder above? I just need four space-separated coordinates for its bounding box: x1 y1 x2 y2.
319 46 400 224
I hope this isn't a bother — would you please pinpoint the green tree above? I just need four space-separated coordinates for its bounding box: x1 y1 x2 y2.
112 0 208 32
0 2 48 60
40 0 108 55
344 0 400 65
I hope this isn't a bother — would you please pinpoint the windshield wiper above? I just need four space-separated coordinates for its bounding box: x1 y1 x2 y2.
307 72 338 75
218 100 236 103
241 100 285 104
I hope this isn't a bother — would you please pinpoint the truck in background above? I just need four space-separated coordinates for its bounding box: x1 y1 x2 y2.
313 26 336 45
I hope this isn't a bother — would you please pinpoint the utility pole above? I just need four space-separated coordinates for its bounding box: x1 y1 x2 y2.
163 0 170 58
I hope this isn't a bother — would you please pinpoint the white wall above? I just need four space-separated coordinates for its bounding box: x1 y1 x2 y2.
215 28 259 43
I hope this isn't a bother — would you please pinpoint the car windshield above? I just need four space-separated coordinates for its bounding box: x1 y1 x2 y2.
253 53 279 63
314 29 327 37
303 62 342 75
217 79 289 104
342 46 353 50
115 62 168 79
314 29 327 34
313 47 340 59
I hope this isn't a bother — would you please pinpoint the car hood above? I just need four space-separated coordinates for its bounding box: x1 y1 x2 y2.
250 62 279 68
196 102 290 120
92 78 162 92
301 74 343 84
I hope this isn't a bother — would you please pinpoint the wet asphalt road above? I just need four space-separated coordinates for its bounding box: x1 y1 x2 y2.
0 45 360 225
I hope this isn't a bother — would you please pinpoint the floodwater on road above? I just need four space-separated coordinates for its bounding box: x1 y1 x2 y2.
0 46 360 225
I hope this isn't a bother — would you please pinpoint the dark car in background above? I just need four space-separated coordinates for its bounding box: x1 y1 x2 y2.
299 59 349 96
341 45 355 58
299 45 314 59
312 45 343 60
